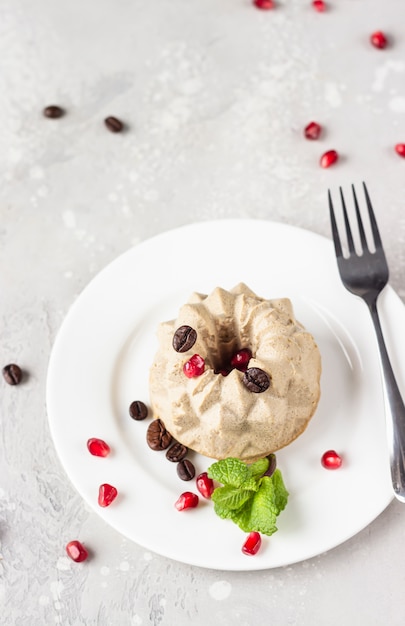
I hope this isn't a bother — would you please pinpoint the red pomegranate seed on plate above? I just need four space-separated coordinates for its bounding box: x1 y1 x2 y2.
98 483 118 507
395 144 405 158
66 540 89 562
320 149 338 168
304 121 322 140
196 472 215 499
242 531 262 556
321 449 342 469
183 354 205 378
253 0 275 9
175 491 199 511
312 0 326 12
370 31 388 49
87 438 110 457
230 348 252 371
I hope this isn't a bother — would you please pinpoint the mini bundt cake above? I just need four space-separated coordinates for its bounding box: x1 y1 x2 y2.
149 283 321 462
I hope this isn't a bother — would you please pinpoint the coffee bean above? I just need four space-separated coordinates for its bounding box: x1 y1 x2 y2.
146 419 172 451
263 453 277 478
177 459 195 481
172 326 197 353
129 400 148 421
2 364 22 385
43 105 64 119
166 442 188 462
104 116 124 133
242 367 270 393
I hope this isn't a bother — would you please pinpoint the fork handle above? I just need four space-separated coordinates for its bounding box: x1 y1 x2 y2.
368 298 405 503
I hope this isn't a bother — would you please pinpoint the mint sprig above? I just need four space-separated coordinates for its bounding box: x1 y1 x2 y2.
207 457 288 537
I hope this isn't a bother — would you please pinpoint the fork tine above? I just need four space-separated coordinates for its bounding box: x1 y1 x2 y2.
363 182 382 249
351 184 369 251
328 190 343 258
339 187 356 254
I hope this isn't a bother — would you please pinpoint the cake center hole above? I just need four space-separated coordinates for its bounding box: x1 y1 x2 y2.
213 343 253 376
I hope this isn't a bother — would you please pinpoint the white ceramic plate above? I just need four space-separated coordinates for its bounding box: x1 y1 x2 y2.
47 219 400 571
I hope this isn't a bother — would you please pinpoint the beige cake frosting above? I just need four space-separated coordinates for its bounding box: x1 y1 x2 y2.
149 283 321 462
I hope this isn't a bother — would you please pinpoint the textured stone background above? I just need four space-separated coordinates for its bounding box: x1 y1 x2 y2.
1 0 405 624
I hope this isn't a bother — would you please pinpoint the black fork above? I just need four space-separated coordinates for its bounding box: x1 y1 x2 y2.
329 182 405 502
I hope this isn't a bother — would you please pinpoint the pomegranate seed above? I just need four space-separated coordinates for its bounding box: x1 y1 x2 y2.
98 483 118 507
321 449 342 469
87 438 110 457
320 149 338 168
312 0 326 11
174 491 199 511
183 354 205 378
196 472 215 499
304 121 322 140
370 31 388 49
395 144 405 158
242 531 262 556
230 348 252 371
253 0 275 9
66 540 89 562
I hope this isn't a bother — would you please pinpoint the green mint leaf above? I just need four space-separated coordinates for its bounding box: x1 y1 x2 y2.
211 484 254 511
240 477 261 492
272 469 289 512
247 457 269 479
212 503 236 520
207 457 250 487
230 477 279 536
208 456 289 538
